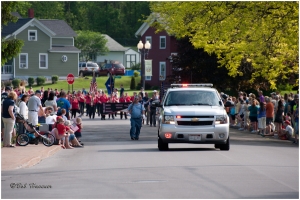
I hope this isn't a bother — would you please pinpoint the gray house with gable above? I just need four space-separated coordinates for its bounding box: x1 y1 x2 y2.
1 11 80 80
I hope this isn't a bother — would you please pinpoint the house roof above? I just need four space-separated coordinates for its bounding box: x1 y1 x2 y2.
49 46 81 53
11 12 22 19
1 18 32 38
39 20 77 37
103 34 127 52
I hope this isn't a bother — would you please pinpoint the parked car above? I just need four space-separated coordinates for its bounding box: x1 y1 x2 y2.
98 62 126 76
79 62 100 77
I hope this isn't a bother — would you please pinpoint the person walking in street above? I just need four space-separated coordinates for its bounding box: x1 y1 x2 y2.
127 95 145 140
56 91 71 120
2 91 17 147
149 93 158 127
28 90 45 125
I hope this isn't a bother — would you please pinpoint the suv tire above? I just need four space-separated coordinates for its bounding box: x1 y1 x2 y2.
219 137 230 151
158 137 169 151
214 144 221 149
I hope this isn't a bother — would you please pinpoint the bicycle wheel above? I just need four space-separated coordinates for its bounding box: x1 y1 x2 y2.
42 133 55 147
16 133 29 146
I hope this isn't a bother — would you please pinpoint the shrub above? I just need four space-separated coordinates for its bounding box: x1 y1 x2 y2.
131 63 141 70
12 79 21 89
130 76 136 90
28 77 35 87
36 76 46 86
133 70 140 78
136 82 142 90
151 85 159 90
51 75 59 84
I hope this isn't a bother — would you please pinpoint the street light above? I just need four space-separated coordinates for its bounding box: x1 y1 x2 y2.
137 40 151 89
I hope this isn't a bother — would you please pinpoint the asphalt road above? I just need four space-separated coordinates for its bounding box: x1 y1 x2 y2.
1 116 299 199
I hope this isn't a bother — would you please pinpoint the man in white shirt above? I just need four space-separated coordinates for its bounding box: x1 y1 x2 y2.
27 90 45 125
282 120 294 139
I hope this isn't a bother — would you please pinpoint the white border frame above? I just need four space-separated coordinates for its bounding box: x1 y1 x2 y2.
19 53 28 69
39 53 48 69
160 36 166 49
159 61 166 81
145 36 152 49
28 30 37 41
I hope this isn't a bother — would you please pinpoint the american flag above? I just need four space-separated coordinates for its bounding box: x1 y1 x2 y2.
89 74 97 93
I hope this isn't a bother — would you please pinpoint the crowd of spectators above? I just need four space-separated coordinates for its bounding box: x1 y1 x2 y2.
222 89 299 144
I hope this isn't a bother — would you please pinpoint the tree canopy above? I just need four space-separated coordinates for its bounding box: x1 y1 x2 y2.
75 31 109 62
1 2 24 66
149 2 299 89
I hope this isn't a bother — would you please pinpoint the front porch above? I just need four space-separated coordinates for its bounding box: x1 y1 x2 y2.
1 65 13 80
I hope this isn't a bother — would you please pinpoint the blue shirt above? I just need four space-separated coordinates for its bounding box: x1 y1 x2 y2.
127 103 145 118
248 105 259 117
2 98 15 118
56 97 70 113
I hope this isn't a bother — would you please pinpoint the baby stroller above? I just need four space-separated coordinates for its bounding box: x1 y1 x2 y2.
15 113 55 147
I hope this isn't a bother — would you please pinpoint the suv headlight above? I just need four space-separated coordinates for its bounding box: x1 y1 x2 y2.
163 115 175 124
215 115 228 124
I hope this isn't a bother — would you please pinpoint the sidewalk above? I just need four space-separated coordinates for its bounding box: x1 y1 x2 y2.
1 144 61 171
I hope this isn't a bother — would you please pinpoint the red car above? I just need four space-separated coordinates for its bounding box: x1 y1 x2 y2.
98 62 126 76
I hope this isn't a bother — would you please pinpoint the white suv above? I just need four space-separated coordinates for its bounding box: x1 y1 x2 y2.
153 84 230 151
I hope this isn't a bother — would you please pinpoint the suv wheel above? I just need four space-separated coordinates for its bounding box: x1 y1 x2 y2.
158 137 169 151
79 71 84 77
214 144 221 149
219 137 230 151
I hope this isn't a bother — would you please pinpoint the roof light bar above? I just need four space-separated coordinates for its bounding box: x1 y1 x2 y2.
171 83 213 88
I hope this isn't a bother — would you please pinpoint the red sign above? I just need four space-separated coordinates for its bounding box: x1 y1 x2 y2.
67 73 75 84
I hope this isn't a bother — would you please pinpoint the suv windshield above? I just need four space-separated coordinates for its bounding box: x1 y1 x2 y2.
164 90 220 106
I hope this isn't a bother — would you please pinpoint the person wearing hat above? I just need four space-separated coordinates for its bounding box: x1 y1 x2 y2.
127 95 145 140
27 90 45 125
279 120 294 140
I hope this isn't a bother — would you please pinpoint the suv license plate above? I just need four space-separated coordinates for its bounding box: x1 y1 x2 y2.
189 135 201 141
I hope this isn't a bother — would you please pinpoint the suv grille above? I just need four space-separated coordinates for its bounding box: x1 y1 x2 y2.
177 121 213 126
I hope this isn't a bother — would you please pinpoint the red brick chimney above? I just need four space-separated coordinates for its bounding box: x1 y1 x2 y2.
28 8 34 18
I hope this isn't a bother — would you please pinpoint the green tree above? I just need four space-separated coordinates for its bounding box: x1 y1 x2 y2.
1 2 24 66
75 31 109 61
149 2 299 89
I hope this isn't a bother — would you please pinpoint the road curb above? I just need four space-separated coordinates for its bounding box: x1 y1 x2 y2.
15 145 61 170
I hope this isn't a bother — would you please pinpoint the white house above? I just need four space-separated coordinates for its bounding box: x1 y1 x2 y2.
124 47 140 68
96 34 128 65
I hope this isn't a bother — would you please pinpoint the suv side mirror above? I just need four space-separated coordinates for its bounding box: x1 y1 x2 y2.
152 100 162 107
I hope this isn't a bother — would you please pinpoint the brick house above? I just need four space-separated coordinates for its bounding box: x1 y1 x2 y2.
135 22 178 87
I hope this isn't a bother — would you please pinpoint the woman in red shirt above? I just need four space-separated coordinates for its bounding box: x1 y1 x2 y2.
100 91 108 120
85 93 92 117
96 91 102 117
119 94 127 119
70 95 80 119
77 91 85 117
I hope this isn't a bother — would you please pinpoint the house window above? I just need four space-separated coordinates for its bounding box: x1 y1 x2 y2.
28 30 37 41
159 62 166 81
145 76 151 80
126 54 136 68
145 36 152 49
39 53 48 69
160 36 166 49
19 53 28 69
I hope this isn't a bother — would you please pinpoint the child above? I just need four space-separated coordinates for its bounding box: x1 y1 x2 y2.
74 117 82 143
64 120 83 147
51 116 73 149
61 108 68 121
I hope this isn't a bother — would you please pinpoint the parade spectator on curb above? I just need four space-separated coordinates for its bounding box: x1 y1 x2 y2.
248 99 259 133
64 120 83 147
41 91 48 106
265 97 274 135
57 91 71 119
1 86 12 140
2 91 17 147
28 90 45 126
280 120 294 140
258 101 266 135
293 97 299 144
127 95 145 140
274 99 284 136
51 116 73 149
237 100 245 130
44 91 58 115
19 94 29 120
257 89 265 103
290 94 298 126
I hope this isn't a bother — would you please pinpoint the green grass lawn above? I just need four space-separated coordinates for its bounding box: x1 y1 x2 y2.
27 76 155 96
